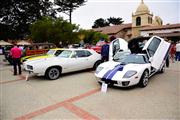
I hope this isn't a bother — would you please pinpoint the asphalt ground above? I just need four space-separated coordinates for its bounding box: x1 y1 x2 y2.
0 55 179 120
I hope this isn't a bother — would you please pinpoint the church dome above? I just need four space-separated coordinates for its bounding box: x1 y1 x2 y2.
135 1 150 14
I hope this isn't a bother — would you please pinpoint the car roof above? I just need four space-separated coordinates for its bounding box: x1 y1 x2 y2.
50 48 93 51
49 48 63 50
125 53 147 57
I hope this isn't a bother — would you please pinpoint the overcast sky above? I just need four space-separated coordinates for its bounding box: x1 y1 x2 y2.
59 0 180 29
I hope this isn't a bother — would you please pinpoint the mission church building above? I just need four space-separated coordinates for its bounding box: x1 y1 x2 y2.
93 0 180 41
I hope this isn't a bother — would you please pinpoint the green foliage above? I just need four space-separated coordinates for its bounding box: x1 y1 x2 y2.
92 18 109 28
107 17 124 25
55 0 87 23
78 29 108 45
30 17 108 45
92 17 124 28
0 0 88 41
0 0 56 40
30 17 79 45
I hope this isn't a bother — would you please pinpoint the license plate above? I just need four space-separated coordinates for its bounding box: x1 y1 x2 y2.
117 81 122 85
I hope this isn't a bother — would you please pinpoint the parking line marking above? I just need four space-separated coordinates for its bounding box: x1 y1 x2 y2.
0 74 26 84
63 103 100 120
15 88 100 120
0 67 26 84
63 88 100 103
0 78 24 84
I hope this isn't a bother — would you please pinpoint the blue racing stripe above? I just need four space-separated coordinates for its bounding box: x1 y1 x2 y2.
102 64 125 80
102 70 112 79
106 65 124 80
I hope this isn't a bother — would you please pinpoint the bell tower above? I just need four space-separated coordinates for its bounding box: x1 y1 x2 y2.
132 0 153 37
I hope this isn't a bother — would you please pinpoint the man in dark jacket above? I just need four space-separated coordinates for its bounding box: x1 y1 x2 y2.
101 40 109 62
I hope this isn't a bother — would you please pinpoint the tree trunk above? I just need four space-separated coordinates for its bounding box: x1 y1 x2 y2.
69 9 72 24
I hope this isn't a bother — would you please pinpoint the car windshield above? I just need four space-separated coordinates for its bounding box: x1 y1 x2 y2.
57 50 72 58
115 54 148 64
113 51 130 61
46 49 55 55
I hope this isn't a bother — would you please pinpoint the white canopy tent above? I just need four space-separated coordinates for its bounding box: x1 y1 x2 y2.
17 40 31 45
0 40 12 46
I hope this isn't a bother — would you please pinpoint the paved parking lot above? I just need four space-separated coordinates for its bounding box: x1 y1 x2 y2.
0 55 179 120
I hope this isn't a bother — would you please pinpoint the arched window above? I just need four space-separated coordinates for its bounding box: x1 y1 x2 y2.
136 17 141 26
150 18 152 23
148 17 150 23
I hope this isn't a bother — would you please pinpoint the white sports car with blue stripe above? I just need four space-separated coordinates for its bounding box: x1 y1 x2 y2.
95 36 171 88
95 53 151 87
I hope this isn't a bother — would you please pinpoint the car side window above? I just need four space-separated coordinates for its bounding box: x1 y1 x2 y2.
71 52 77 58
85 50 92 57
76 51 86 57
58 50 72 58
113 40 120 56
75 50 90 57
54 50 63 56
147 37 161 57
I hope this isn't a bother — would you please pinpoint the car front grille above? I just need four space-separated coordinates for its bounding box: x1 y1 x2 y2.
101 78 118 84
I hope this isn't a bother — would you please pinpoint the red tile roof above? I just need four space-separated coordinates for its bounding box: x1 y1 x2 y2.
140 23 180 31
152 32 180 37
92 23 132 34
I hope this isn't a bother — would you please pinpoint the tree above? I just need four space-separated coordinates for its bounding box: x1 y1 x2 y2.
107 17 124 25
0 23 16 40
92 17 124 28
0 0 56 40
92 18 109 28
55 0 87 23
78 29 108 44
30 17 79 46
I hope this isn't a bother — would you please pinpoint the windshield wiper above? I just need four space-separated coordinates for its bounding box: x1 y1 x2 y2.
113 58 119 61
120 62 126 65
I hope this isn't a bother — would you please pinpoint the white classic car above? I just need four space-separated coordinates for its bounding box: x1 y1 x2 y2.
23 48 101 80
95 36 171 88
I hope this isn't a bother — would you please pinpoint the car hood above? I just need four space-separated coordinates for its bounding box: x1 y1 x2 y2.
27 54 54 61
99 61 142 71
24 57 59 65
96 61 147 80
22 54 54 62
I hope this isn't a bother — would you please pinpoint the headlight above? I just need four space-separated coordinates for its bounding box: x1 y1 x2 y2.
123 70 137 78
95 67 103 74
27 65 33 70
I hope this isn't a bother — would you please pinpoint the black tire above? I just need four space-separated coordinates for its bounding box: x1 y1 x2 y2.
45 67 61 80
98 81 102 85
159 65 165 73
139 70 149 88
93 60 102 70
8 59 13 65
7 56 13 65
